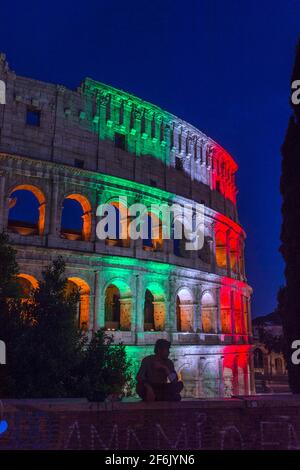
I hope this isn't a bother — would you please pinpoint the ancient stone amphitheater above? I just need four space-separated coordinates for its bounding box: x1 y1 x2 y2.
0 53 253 397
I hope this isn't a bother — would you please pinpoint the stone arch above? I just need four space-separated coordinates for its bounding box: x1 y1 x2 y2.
8 184 46 235
215 230 227 269
220 286 231 334
17 273 38 298
172 211 192 258
61 193 92 241
274 356 284 375
142 211 163 252
200 290 216 333
253 347 264 369
177 363 196 398
229 236 238 274
238 237 245 276
144 283 166 331
66 277 90 330
233 293 243 334
104 278 132 331
176 287 194 332
104 198 130 248
201 360 218 397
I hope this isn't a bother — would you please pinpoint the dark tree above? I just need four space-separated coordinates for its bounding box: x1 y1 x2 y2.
75 330 133 401
0 235 133 399
280 39 300 392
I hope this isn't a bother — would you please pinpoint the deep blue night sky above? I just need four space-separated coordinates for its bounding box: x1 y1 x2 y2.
1 0 299 317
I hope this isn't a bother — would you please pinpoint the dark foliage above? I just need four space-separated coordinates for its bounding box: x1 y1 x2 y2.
0 234 132 399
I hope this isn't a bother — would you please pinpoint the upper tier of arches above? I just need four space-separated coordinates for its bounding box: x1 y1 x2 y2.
4 180 246 282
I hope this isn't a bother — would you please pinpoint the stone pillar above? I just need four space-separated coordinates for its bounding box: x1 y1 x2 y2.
193 299 200 332
134 274 144 337
98 96 107 140
82 210 92 241
49 176 60 237
247 297 253 336
98 273 106 330
216 287 222 334
93 270 100 332
230 290 235 335
218 356 225 397
209 235 216 273
241 294 246 335
226 229 231 277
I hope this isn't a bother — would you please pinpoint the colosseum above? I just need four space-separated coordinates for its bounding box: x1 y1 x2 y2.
0 53 254 397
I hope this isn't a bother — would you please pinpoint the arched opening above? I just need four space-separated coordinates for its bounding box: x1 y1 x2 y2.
17 274 38 299
176 288 194 332
223 366 233 397
105 285 120 329
242 296 249 334
142 213 163 252
198 236 211 264
61 194 91 241
233 294 243 334
229 237 238 274
254 348 264 369
275 357 283 374
104 281 132 331
239 239 245 276
173 221 188 257
8 185 45 236
65 277 90 330
201 361 218 397
144 284 165 331
201 291 216 333
105 201 130 248
220 287 231 334
215 231 227 269
144 289 155 331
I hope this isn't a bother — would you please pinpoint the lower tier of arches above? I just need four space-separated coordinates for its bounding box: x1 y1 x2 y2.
13 246 254 397
126 344 254 398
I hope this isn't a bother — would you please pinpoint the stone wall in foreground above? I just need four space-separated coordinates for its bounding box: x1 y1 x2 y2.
0 396 300 450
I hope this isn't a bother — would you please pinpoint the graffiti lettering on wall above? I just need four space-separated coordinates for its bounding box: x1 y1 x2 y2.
1 411 300 450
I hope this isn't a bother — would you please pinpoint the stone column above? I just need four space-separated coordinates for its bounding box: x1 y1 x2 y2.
134 274 144 341
193 299 200 332
98 95 107 140
93 270 100 332
216 287 222 334
49 175 60 237
240 293 246 335
246 297 253 336
218 356 225 397
230 290 235 335
226 229 231 278
95 269 105 329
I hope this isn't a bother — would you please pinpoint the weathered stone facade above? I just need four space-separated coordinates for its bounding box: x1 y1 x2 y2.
0 53 254 397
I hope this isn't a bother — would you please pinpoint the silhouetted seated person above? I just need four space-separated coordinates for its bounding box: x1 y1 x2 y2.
136 339 184 402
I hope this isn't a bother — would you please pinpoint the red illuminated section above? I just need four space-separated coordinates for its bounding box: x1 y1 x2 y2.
211 144 238 205
214 211 251 339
